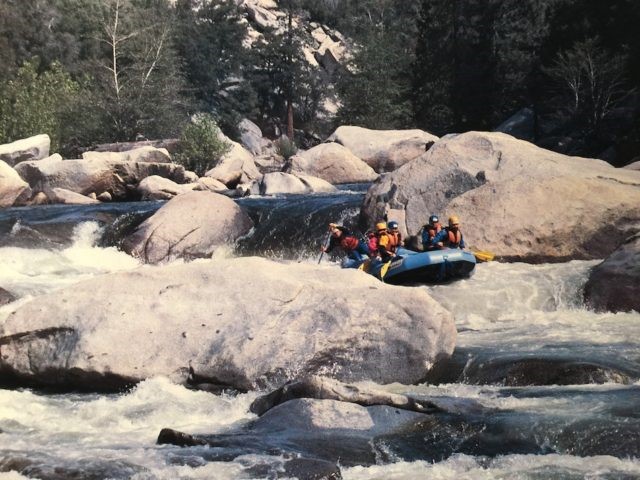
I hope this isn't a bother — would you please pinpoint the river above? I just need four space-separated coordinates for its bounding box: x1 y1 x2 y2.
0 188 639 479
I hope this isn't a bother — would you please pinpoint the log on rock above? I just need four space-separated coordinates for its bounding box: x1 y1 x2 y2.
250 375 490 417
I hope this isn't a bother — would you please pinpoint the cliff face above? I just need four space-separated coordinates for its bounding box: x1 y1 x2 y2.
237 0 351 118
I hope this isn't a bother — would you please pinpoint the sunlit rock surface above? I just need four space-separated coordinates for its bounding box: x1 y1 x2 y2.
327 126 439 173
584 233 640 313
362 131 640 262
291 143 378 184
0 257 455 391
0 134 50 167
121 191 253 263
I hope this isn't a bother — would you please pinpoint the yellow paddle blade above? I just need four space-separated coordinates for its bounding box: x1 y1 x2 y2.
358 259 371 273
379 260 392 280
470 248 495 262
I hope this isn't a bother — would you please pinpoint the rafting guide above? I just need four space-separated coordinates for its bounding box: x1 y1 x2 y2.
320 222 371 268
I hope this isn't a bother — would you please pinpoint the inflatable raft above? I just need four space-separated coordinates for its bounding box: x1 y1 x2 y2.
368 247 476 284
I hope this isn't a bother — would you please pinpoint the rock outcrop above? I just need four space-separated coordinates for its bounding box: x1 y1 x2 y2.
82 146 172 163
327 126 439 172
15 157 186 201
0 257 456 391
362 131 640 262
45 187 100 205
137 175 197 200
238 118 273 155
90 138 180 154
583 234 640 313
0 160 31 207
0 134 50 167
205 138 261 187
121 191 253 263
250 171 337 195
250 375 489 416
291 143 378 184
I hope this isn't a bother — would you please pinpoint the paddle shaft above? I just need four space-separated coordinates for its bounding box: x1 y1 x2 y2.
318 233 332 264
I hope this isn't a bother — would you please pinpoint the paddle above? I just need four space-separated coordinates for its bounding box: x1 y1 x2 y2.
317 233 332 264
379 260 392 281
469 247 495 263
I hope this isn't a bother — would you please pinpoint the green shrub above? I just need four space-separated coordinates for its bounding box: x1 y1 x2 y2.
274 136 298 160
175 113 231 176
0 58 82 153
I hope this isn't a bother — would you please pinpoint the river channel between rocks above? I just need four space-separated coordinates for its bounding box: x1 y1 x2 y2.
0 192 638 479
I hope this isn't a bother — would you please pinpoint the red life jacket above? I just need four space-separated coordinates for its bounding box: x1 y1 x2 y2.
447 229 462 248
367 233 378 255
387 231 401 253
340 235 359 251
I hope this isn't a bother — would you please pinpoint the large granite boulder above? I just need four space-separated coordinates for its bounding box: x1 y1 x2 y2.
15 157 186 200
45 187 100 205
583 234 640 313
121 191 253 263
90 138 180 154
195 176 228 193
238 118 272 155
0 160 30 207
82 146 172 163
290 143 378 184
0 134 50 167
204 139 261 187
250 172 337 195
624 160 640 171
0 257 456 391
362 131 640 262
137 175 197 200
326 126 439 172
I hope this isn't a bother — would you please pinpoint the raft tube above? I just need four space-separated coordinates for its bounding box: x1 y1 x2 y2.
372 247 476 284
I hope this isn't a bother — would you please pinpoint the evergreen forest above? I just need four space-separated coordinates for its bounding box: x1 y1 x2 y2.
1 0 639 166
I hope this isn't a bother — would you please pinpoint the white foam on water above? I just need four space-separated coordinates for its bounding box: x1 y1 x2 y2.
342 453 640 480
0 222 139 300
0 378 260 476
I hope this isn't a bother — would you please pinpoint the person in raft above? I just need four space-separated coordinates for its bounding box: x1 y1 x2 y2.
373 221 394 262
421 214 443 250
430 215 466 250
321 222 370 268
386 220 403 253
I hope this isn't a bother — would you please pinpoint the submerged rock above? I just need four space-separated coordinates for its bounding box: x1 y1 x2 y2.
0 257 455 391
583 234 640 313
461 355 633 386
0 287 16 306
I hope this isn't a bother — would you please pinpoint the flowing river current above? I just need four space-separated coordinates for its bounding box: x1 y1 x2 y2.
0 187 639 480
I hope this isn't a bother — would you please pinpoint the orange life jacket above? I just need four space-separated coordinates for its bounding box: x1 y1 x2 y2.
387 231 402 253
447 229 462 248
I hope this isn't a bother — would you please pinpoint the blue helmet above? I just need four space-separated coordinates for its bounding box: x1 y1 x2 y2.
388 221 399 230
429 215 439 224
